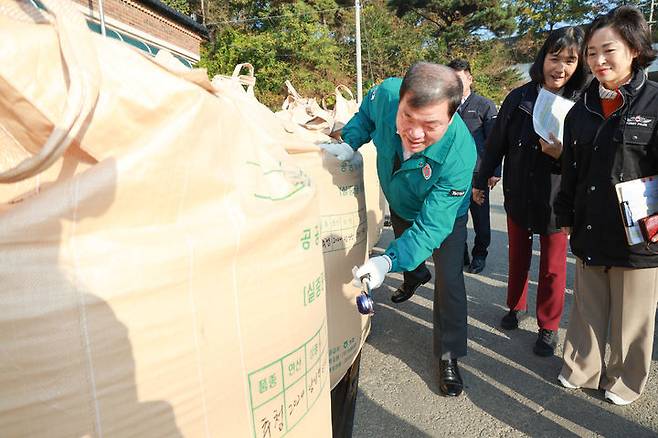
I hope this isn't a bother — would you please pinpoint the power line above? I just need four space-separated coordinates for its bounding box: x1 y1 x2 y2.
206 5 357 26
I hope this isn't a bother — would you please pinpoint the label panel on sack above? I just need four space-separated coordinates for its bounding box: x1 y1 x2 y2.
328 335 359 375
320 208 367 253
248 321 328 438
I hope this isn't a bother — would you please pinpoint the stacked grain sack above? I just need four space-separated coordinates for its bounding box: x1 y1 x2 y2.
214 70 372 391
0 1 330 437
327 85 387 253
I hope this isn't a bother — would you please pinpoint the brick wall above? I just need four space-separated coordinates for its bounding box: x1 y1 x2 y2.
73 0 204 56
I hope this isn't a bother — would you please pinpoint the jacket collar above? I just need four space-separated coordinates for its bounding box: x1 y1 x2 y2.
583 81 605 118
584 69 647 117
518 82 539 115
459 93 473 112
621 69 647 97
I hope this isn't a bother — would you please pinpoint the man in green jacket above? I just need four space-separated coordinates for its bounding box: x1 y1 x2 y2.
321 62 476 396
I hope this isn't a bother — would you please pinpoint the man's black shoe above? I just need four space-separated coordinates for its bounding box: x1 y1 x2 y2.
439 359 463 397
533 328 558 357
500 309 520 330
391 271 431 303
467 256 486 274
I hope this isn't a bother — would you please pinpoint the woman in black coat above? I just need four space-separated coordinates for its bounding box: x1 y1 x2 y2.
554 6 658 405
474 27 587 357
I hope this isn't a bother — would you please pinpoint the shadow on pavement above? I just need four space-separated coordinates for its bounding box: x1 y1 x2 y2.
364 284 658 436
358 188 658 435
352 388 432 438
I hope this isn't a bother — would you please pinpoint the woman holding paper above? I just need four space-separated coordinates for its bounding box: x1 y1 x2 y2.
554 6 658 405
473 26 586 357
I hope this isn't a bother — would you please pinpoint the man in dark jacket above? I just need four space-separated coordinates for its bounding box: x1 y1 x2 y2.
448 59 499 274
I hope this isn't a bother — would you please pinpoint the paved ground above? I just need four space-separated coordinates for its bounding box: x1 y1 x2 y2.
353 187 658 437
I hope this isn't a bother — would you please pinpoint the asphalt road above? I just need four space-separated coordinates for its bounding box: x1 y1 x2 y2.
353 186 658 438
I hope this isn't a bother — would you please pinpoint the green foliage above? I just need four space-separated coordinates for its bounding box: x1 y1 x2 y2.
435 39 523 104
200 1 346 108
468 44 524 105
386 0 517 50
199 0 530 109
344 0 433 85
161 0 190 15
516 0 607 34
379 0 522 103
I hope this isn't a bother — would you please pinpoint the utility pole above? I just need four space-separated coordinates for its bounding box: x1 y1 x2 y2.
355 0 363 104
98 0 107 36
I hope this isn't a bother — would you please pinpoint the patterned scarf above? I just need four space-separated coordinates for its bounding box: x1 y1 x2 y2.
598 83 619 99
598 77 632 99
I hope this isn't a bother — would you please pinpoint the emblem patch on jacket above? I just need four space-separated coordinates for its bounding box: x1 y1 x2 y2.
422 163 432 180
626 115 654 128
449 189 465 197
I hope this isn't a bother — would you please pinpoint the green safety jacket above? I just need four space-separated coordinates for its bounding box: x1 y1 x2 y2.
342 78 476 272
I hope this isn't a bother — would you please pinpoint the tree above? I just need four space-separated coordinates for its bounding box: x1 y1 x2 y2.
161 0 190 15
461 42 524 105
386 0 517 52
333 0 434 88
430 38 523 104
198 0 528 108
516 0 608 35
200 1 348 108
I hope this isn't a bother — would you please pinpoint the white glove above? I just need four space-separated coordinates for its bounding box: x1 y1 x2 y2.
352 255 392 289
319 142 355 161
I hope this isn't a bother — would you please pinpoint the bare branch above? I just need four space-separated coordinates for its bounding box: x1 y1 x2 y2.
411 7 444 29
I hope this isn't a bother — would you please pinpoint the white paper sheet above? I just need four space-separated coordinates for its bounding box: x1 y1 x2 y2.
532 87 576 144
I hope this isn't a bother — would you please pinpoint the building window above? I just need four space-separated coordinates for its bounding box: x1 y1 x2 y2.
85 20 194 68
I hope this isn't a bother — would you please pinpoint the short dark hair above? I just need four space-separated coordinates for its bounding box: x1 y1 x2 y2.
586 5 657 70
529 26 587 98
399 62 463 117
447 59 471 73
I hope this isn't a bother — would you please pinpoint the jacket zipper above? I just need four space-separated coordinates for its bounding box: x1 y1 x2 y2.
583 86 638 182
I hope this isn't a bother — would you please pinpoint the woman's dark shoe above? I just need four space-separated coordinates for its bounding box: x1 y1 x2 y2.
533 328 558 357
390 271 432 303
439 359 463 397
500 309 520 330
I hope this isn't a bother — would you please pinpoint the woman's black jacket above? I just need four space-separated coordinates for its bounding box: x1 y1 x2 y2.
476 82 577 235
554 71 658 268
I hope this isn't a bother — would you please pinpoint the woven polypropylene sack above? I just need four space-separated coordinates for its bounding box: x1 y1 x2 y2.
275 80 335 136
330 85 386 252
0 1 331 437
215 71 371 388
286 144 372 389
